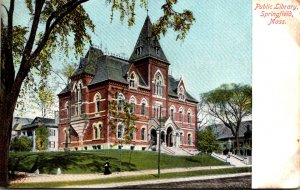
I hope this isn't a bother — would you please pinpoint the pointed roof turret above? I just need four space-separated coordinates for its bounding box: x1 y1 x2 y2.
129 16 169 64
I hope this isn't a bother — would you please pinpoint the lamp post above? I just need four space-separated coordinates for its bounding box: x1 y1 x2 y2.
157 105 162 178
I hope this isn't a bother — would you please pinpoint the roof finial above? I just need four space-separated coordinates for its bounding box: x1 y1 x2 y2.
146 0 149 16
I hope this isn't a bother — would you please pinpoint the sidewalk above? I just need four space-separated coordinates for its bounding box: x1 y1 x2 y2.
63 172 251 188
11 165 251 185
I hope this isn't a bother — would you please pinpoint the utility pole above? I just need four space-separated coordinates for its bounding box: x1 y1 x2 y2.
157 105 162 178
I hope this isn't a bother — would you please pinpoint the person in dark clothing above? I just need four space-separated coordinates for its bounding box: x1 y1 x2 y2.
104 160 112 175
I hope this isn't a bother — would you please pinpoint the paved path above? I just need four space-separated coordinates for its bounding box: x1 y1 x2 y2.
11 165 251 188
63 173 251 188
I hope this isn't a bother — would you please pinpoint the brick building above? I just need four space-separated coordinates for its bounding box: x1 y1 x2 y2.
58 16 198 153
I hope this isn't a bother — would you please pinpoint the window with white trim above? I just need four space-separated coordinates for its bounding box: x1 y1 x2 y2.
118 94 124 112
188 134 192 145
187 111 191 124
141 128 146 141
95 94 101 113
117 124 124 139
129 96 136 114
129 73 137 88
178 86 185 101
154 72 163 96
141 99 147 116
179 108 184 122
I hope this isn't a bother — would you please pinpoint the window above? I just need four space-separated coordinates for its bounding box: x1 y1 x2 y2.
129 131 136 140
49 141 55 148
170 106 175 120
179 108 184 122
180 132 183 145
178 86 185 101
129 73 137 88
95 94 101 113
155 47 160 55
141 99 147 115
118 94 124 112
117 124 124 139
65 101 69 117
154 105 161 119
187 112 191 124
129 96 136 114
188 134 192 145
136 47 142 55
154 72 163 96
141 102 146 115
141 128 146 141
93 123 102 139
77 83 83 115
50 129 56 136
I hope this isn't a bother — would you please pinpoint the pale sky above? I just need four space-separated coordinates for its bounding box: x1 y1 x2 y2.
11 0 252 117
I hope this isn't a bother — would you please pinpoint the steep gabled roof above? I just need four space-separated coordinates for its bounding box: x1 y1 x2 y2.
22 117 57 130
202 121 252 140
90 55 130 85
168 75 198 103
72 47 104 77
129 16 169 64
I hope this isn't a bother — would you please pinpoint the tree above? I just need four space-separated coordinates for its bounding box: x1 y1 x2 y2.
9 136 32 152
201 83 252 155
0 0 195 186
35 124 49 151
198 127 220 154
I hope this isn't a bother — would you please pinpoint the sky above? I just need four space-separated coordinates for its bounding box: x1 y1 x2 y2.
10 0 252 117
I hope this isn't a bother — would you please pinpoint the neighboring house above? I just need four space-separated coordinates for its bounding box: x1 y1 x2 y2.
57 16 198 152
12 117 33 139
201 120 252 156
20 117 58 151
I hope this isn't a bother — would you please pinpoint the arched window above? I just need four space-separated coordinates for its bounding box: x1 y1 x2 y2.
180 132 183 145
95 93 101 113
118 93 124 112
188 134 192 145
93 122 102 139
129 96 136 113
178 86 185 101
179 107 184 122
77 82 83 115
187 111 191 124
141 128 146 141
129 73 137 88
65 101 69 117
94 125 99 139
154 72 163 96
170 106 175 120
129 130 136 141
117 124 124 139
141 99 147 115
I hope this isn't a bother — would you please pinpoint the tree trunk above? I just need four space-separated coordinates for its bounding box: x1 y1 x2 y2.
0 109 13 187
235 134 240 155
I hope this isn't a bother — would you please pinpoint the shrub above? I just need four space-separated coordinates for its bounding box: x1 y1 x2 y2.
10 136 32 152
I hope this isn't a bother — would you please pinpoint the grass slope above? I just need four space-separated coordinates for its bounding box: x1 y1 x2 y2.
9 150 226 174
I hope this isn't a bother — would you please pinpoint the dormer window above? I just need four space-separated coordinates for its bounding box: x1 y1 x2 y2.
155 47 160 55
136 47 142 55
129 73 137 88
178 86 185 101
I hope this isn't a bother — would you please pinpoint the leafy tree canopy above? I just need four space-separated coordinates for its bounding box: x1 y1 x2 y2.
201 83 252 154
198 127 221 154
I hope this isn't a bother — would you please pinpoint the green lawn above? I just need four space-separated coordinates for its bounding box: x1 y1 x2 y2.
9 150 226 174
10 167 251 188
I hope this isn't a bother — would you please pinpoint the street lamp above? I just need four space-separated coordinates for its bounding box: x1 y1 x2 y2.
157 105 162 178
